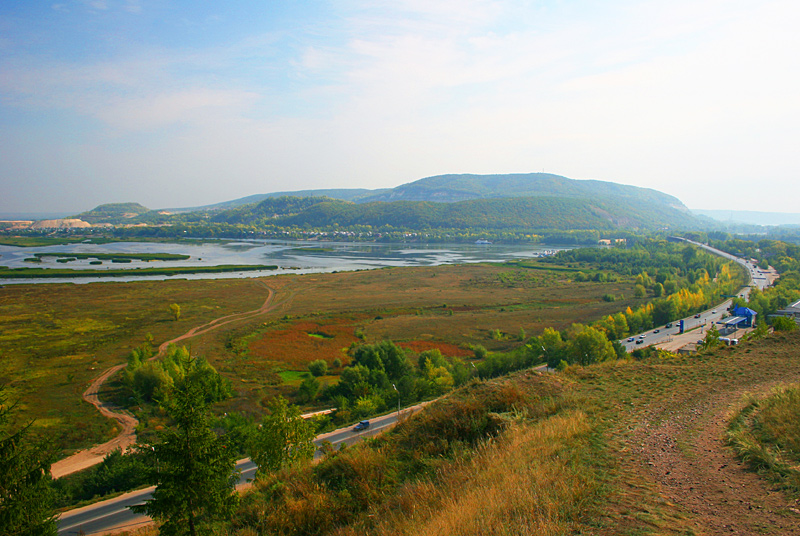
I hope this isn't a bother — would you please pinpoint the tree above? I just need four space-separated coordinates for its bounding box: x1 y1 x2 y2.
634 284 647 298
699 325 721 351
298 376 320 403
539 327 566 369
132 378 239 536
169 303 181 322
249 397 316 476
771 316 797 332
568 326 616 366
0 389 57 536
308 359 328 377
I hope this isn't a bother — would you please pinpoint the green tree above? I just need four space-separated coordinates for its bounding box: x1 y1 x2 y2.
634 284 647 298
539 327 566 369
169 303 181 322
568 325 616 366
772 316 798 332
700 325 721 351
249 397 316 476
132 378 239 536
298 376 321 403
308 359 328 377
0 390 57 536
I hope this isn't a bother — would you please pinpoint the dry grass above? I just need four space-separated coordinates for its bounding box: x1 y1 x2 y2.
727 383 800 494
348 410 595 536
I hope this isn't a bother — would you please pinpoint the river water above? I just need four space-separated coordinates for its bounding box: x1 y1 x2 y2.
0 239 569 285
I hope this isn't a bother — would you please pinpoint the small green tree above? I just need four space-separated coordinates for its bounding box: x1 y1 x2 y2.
308 359 328 377
772 316 798 332
0 389 57 536
249 397 316 477
132 378 239 536
169 303 181 322
700 325 722 350
298 376 321 403
634 284 647 298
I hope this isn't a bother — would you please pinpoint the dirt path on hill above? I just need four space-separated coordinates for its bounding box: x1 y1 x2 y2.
51 280 288 479
630 378 800 535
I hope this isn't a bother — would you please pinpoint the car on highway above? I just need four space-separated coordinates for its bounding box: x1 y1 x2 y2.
353 420 370 431
635 339 644 345
694 314 701 318
627 337 635 342
653 329 660 333
665 323 672 328
712 310 717 314
638 334 645 339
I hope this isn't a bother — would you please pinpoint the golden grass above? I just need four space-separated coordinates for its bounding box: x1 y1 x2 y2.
358 410 594 536
727 383 800 494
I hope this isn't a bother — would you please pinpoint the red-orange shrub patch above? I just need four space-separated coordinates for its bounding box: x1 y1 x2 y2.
247 318 360 370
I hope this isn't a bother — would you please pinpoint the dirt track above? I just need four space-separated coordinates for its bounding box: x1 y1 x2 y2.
51 281 285 478
630 377 800 535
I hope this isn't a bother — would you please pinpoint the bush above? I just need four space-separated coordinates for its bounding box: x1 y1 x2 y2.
772 316 798 332
308 360 329 377
52 449 152 508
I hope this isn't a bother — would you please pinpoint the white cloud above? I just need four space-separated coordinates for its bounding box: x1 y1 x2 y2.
4 0 800 212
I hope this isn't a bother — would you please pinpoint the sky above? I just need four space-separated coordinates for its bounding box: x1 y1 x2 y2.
1 0 799 215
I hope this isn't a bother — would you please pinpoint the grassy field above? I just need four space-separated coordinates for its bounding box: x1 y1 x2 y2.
120 327 800 536
0 261 638 455
0 278 268 453
182 263 635 415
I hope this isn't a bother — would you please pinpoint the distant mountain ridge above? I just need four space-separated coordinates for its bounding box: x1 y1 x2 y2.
70 173 698 232
167 188 388 213
361 173 688 209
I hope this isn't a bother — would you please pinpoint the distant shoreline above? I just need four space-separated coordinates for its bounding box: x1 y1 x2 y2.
0 264 278 279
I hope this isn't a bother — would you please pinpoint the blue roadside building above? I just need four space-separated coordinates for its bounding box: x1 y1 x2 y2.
718 306 757 334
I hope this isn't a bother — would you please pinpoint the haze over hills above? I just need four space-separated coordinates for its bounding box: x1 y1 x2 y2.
171 173 688 213
63 172 702 234
360 173 688 208
691 209 800 227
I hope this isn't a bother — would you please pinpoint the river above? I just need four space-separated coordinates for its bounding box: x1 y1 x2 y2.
0 239 569 285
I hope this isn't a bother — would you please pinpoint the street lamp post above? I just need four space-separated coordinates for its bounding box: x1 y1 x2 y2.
392 383 400 418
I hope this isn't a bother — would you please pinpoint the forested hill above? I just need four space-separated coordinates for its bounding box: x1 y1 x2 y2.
69 173 701 232
360 173 687 209
209 194 698 231
71 202 150 223
160 172 689 213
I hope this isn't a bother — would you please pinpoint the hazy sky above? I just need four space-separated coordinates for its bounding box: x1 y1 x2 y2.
2 0 799 215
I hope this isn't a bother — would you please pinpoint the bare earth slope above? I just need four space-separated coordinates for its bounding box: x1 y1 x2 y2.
601 332 800 535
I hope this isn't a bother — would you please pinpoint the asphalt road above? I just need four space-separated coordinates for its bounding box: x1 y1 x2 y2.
57 408 413 535
621 239 772 353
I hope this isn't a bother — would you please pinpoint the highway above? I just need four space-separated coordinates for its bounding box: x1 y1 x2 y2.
620 238 775 353
57 407 417 535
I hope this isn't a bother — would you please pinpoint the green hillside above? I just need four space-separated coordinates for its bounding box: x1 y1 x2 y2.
361 173 687 208
208 194 697 231
72 202 151 224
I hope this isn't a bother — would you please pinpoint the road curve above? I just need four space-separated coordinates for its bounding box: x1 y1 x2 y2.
57 405 424 536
